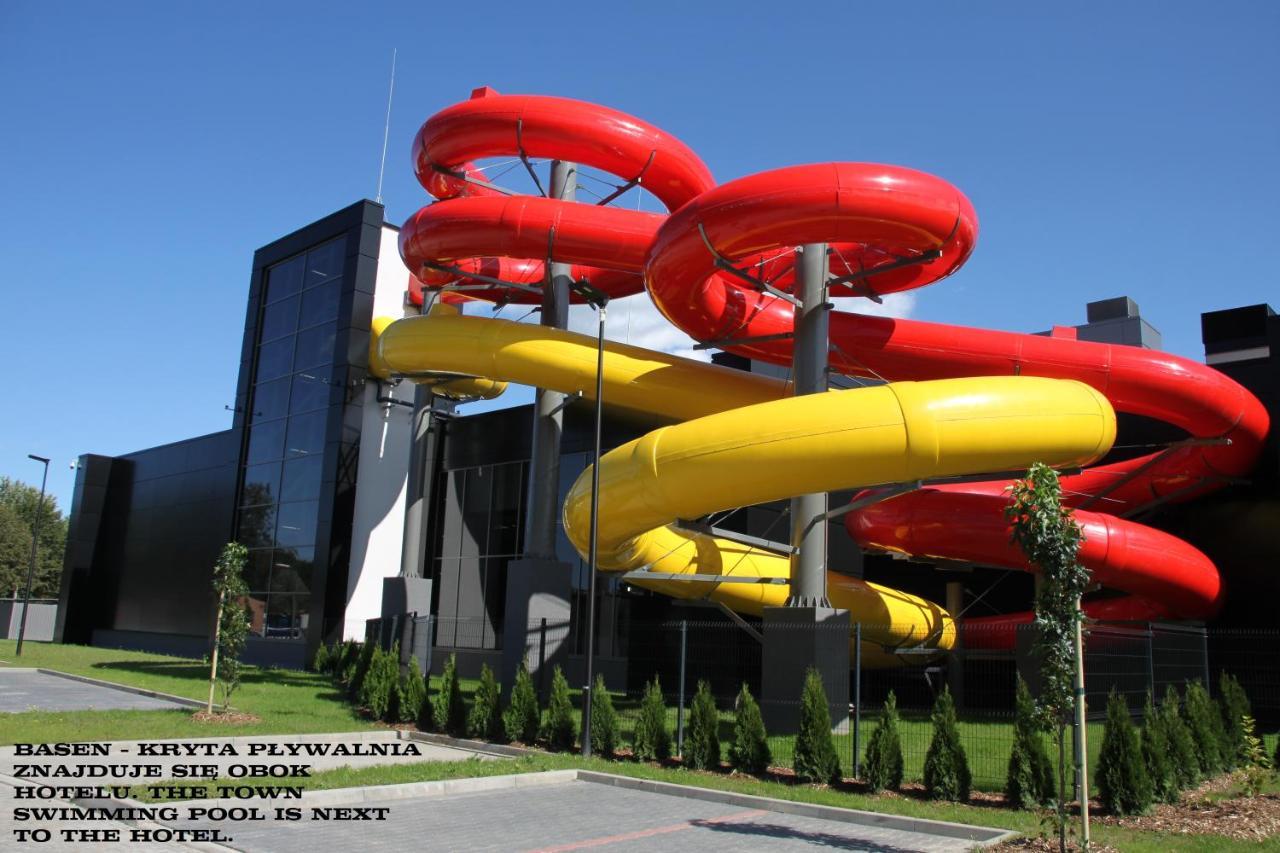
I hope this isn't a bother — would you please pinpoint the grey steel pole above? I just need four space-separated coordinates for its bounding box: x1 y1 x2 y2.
581 301 606 758
1074 605 1091 849
787 243 830 607
16 455 50 657
677 618 688 757
853 621 862 778
523 160 577 557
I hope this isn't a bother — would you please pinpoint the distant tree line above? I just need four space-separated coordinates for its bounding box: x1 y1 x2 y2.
0 476 67 599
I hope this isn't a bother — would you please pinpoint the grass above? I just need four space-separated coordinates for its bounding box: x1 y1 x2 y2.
132 751 1280 852
0 640 375 744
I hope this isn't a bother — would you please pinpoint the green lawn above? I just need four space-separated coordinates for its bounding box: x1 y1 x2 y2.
0 640 376 743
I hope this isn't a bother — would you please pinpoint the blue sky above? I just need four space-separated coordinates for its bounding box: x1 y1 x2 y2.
1 1 1277 510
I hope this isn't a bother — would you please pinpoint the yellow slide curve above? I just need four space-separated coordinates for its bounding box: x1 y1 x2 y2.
371 309 1116 667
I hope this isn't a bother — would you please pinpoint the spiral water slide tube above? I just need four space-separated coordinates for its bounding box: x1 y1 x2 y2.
371 89 1269 665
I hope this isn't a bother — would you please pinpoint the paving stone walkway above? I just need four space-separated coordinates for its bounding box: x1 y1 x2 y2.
0 669 190 713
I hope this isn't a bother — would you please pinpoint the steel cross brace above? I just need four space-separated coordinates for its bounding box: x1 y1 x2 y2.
674 518 796 555
696 223 803 308
1077 437 1232 510
428 262 543 295
595 150 656 207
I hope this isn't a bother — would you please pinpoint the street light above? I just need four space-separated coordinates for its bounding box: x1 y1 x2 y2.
571 279 608 758
16 454 50 657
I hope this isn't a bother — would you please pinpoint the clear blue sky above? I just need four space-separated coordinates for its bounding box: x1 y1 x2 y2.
2 1 1277 510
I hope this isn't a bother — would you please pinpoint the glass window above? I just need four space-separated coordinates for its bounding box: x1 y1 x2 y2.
275 500 319 548
237 505 276 548
293 321 336 371
246 419 286 465
270 547 313 594
246 593 268 637
305 239 344 286
256 336 295 383
241 462 280 506
251 377 290 422
264 594 310 640
289 371 330 414
265 256 304 303
280 454 324 503
299 278 341 329
260 294 299 342
284 410 327 458
243 548 272 592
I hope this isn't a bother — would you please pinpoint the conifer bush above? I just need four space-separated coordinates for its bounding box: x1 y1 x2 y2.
631 675 672 761
542 666 577 752
1182 681 1225 775
433 653 467 736
360 643 399 721
1096 690 1153 815
1005 678 1054 808
584 674 620 758
348 639 376 701
923 687 971 801
312 641 332 674
398 658 427 725
1141 693 1178 804
1161 686 1199 789
684 680 721 771
793 668 841 785
865 690 905 793
468 663 503 742
503 661 540 744
1219 673 1251 769
729 683 771 775
416 675 434 731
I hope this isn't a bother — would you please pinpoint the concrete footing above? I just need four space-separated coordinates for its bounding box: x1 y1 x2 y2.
761 606 851 734
500 557 571 701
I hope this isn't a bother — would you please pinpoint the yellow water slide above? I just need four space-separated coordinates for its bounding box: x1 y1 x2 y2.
370 308 1116 666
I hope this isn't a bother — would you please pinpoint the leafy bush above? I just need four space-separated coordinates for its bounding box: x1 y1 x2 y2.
1240 715 1272 797
1141 693 1178 804
1096 690 1153 815
348 640 376 701
583 674 620 758
542 666 577 752
684 680 721 771
1219 673 1251 767
503 661 541 744
1160 686 1199 790
398 658 427 725
1182 681 1225 775
729 683 771 775
312 641 332 674
468 663 503 742
433 653 467 736
631 675 672 761
1005 678 1053 808
793 668 841 785
923 687 971 801
865 690 905 793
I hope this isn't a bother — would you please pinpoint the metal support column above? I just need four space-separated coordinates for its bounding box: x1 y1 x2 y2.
523 159 577 557
787 243 830 607
946 581 965 708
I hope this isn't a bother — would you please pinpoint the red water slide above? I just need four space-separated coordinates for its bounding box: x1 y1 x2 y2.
400 89 1270 643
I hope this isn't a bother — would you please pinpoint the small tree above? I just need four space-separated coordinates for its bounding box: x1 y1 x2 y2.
468 663 503 742
1161 686 1200 790
1006 677 1054 808
793 668 841 785
865 690 905 793
398 659 427 725
503 661 541 744
207 542 250 713
1141 693 1178 804
1006 464 1091 847
1219 673 1250 769
923 686 971 801
684 680 721 771
433 653 467 736
584 674 620 758
1182 681 1224 776
542 666 577 751
1095 691 1152 815
632 675 672 761
729 683 771 775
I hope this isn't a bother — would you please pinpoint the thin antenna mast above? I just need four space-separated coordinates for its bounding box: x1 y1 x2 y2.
375 48 397 204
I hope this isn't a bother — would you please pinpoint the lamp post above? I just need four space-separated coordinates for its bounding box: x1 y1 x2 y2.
575 280 608 758
16 454 50 657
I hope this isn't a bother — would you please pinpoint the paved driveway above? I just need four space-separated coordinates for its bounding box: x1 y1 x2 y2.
0 670 189 713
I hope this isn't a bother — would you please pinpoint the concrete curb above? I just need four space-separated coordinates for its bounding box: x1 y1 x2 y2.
403 729 533 758
24 668 210 711
575 770 1016 845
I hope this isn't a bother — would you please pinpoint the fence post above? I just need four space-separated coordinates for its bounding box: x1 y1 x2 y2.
424 614 434 676
1201 627 1210 692
677 619 688 758
853 621 862 779
1146 624 1155 700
